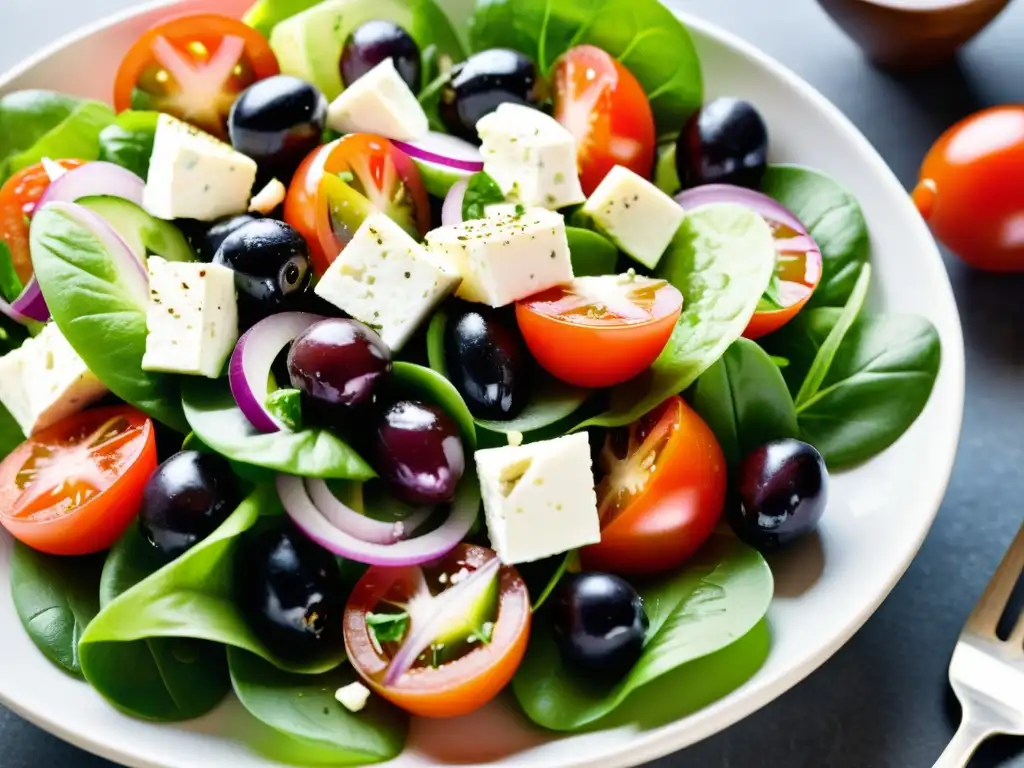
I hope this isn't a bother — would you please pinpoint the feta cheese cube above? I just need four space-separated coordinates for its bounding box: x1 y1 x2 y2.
326 58 429 142
143 114 258 222
335 681 371 713
476 103 586 210
315 212 461 350
141 257 238 378
475 433 601 565
582 165 687 269
248 178 286 215
484 203 522 219
0 324 108 437
425 207 573 307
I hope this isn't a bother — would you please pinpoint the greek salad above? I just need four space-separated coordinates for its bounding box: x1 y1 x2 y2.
0 0 941 759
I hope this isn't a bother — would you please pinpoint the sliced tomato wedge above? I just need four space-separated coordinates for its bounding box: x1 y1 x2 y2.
582 396 726 575
553 45 656 196
344 544 530 718
0 159 86 283
515 274 683 388
0 406 157 555
113 14 279 138
744 218 823 340
284 140 336 273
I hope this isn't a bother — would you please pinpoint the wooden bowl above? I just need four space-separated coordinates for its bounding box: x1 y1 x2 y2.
817 0 1013 70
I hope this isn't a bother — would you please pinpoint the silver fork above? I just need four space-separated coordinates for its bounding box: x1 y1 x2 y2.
933 522 1024 768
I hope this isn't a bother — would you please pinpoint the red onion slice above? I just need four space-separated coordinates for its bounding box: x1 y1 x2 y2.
392 133 484 173
10 278 48 322
305 478 432 545
229 312 325 433
441 179 468 227
37 161 145 210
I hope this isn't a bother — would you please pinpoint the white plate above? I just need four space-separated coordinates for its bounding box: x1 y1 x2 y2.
0 1 965 766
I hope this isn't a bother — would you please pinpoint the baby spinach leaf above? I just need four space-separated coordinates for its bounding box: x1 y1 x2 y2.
30 204 188 432
181 377 374 480
0 403 23 460
566 227 618 276
691 338 799 467
461 172 505 221
513 535 773 731
6 101 115 178
0 242 24 303
10 543 102 679
579 204 776 429
761 165 870 308
468 0 702 134
229 649 407 765
98 110 159 179
392 361 477 448
0 90 81 178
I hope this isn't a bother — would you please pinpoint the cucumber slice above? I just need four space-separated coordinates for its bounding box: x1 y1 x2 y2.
396 133 484 198
654 142 681 196
78 195 195 263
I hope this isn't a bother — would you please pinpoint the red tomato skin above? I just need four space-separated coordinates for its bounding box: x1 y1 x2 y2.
914 106 1024 271
284 141 336 273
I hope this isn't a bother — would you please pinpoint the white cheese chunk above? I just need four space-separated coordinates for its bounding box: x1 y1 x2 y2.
475 433 601 565
0 323 108 437
483 203 522 219
326 58 429 142
335 681 371 713
582 165 686 269
476 103 586 210
425 207 573 307
248 178 286 215
141 257 238 378
143 114 258 222
315 212 461 350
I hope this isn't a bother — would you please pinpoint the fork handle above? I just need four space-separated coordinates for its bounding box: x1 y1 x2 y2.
932 718 994 768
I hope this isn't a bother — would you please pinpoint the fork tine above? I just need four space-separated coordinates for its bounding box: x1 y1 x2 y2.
964 523 1024 637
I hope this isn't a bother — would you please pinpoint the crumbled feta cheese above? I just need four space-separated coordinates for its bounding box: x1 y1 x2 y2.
425 207 573 307
582 165 687 269
506 430 524 447
143 114 258 222
476 103 586 211
141 257 238 378
326 58 429 142
248 178 286 215
475 433 601 565
335 681 371 713
314 212 461 351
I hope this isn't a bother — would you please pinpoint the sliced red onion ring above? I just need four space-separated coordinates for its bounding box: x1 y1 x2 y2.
278 471 480 566
37 161 145 210
392 133 484 173
229 312 325 433
305 479 432 545
10 278 48 322
383 555 500 686
441 179 468 227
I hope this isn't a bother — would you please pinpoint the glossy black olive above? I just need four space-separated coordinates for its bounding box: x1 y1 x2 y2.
445 305 530 421
553 573 648 683
189 213 260 263
440 49 547 143
676 97 769 190
728 438 828 551
213 218 312 329
139 451 240 561
236 524 346 662
372 399 465 506
229 75 328 182
341 20 422 92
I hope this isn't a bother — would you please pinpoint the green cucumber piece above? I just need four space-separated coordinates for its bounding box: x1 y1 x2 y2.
78 195 195 263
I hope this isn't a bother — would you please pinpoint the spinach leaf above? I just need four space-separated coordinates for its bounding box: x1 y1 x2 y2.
5 101 115 179
29 204 188 432
229 649 407 765
0 403 23 460
392 361 477 448
461 172 505 221
691 337 799 466
566 227 618 276
181 378 374 480
761 165 870 308
0 242 23 303
366 612 410 644
513 535 773 730
468 0 702 134
10 543 102 679
98 110 159 178
579 204 776 429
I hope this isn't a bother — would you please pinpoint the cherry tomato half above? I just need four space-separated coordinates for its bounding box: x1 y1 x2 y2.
0 406 157 555
284 140 336 272
0 159 85 283
344 544 531 718
113 14 279 139
516 274 683 388
913 106 1024 271
582 395 726 575
553 45 656 196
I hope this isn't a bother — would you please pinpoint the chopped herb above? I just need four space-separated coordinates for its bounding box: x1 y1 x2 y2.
338 170 355 183
265 388 303 431
366 611 409 644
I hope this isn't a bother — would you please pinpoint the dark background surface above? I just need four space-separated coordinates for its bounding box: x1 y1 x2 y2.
1 0 1022 766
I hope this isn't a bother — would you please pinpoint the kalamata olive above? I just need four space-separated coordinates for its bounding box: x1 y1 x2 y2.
445 305 530 420
372 400 465 505
553 572 647 683
341 20 421 92
188 213 259 262
229 75 328 182
236 524 345 662
440 49 547 143
676 97 769 190
139 451 240 560
213 219 312 329
728 438 828 551
287 318 392 412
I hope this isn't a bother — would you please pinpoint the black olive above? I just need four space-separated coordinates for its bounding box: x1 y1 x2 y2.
139 451 240 561
187 213 260 263
676 97 769 190
341 20 422 92
287 318 392 410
